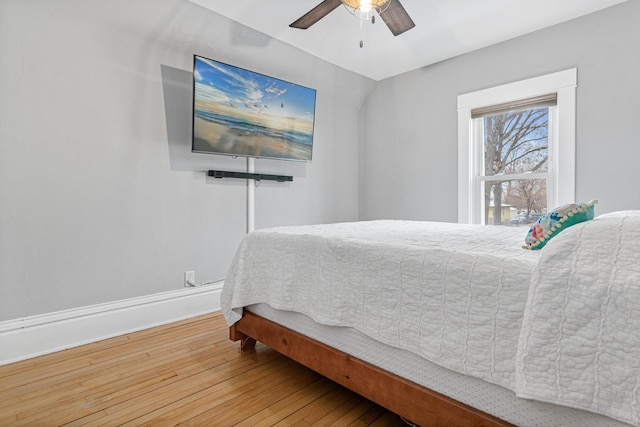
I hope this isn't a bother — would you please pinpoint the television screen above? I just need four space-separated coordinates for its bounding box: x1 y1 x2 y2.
192 55 317 162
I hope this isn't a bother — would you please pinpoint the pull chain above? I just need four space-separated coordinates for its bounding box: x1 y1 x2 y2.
359 13 376 48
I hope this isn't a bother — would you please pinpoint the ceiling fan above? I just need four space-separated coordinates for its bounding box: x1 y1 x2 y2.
290 0 415 37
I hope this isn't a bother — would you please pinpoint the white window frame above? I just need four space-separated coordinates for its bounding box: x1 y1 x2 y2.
457 69 577 224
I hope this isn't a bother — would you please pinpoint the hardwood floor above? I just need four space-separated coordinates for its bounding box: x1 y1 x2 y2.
0 312 406 426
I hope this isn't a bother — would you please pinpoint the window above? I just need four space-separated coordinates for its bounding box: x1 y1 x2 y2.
475 95 554 225
457 69 577 225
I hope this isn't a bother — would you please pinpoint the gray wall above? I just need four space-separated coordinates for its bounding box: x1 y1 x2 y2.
3 0 637 323
359 1 640 222
0 0 373 321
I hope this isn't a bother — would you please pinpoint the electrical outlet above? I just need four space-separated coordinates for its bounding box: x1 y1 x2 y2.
184 271 195 287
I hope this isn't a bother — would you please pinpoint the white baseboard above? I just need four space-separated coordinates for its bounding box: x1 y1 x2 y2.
0 284 223 366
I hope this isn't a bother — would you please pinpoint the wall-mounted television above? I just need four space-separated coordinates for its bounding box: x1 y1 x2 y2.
192 55 317 162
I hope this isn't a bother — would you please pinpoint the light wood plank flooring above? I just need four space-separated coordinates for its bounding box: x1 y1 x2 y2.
0 312 405 426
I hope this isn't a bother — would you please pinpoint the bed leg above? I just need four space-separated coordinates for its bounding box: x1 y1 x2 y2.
229 324 257 351
240 336 257 351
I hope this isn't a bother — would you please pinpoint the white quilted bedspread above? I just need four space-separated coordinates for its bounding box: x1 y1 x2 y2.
222 216 640 425
516 213 640 426
222 220 539 390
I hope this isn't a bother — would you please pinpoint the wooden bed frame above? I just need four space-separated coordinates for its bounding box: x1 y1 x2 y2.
230 310 515 427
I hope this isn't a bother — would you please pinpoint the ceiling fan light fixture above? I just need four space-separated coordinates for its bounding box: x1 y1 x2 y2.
289 0 415 40
341 0 391 21
360 0 372 14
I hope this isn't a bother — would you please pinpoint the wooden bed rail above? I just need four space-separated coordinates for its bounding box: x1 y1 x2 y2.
229 310 515 427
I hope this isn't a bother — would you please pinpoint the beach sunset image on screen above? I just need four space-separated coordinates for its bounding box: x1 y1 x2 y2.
192 55 317 162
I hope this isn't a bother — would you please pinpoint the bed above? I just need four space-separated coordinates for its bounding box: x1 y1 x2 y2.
221 213 640 426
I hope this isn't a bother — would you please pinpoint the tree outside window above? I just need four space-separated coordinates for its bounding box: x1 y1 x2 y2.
481 107 550 225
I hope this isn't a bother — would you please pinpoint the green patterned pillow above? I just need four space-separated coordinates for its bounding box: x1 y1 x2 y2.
524 199 598 250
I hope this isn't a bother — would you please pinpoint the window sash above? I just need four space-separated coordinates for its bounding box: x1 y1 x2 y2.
473 107 553 179
474 109 552 224
480 177 548 225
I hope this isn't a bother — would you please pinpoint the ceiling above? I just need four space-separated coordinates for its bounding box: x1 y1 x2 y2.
190 0 627 81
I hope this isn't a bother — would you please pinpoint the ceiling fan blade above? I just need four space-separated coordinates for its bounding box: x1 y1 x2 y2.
290 0 343 29
380 0 415 36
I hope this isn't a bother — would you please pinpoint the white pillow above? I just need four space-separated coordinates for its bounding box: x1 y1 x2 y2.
595 210 640 220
